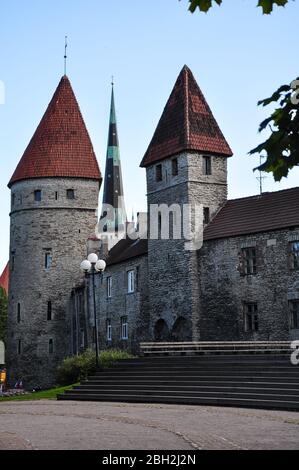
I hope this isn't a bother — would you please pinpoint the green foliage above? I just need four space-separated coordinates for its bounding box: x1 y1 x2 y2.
249 80 299 181
56 349 135 386
0 384 76 402
98 349 135 368
187 0 291 14
0 287 8 344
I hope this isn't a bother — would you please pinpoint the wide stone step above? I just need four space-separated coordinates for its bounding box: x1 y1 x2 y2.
80 379 299 388
57 392 299 411
72 384 299 396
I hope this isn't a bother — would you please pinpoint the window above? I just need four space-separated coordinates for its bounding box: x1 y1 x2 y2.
34 190 42 202
244 303 258 332
49 339 54 354
203 207 210 224
17 303 21 323
55 191 58 201
127 270 135 293
12 193 15 206
45 252 52 270
289 241 299 270
241 247 257 275
289 301 299 329
172 158 178 176
107 277 112 299
203 156 212 175
106 319 112 341
156 164 162 182
121 316 128 340
47 301 52 321
18 339 22 355
67 189 75 200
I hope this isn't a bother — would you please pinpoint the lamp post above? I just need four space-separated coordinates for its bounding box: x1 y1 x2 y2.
80 253 106 368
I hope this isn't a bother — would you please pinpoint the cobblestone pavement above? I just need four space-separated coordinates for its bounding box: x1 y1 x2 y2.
0 400 298 450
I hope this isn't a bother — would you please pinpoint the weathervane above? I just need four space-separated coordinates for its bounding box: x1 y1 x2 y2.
64 36 68 75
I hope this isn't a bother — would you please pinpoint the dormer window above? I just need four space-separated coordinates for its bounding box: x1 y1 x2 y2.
34 190 42 202
203 156 212 175
156 164 162 182
67 189 75 200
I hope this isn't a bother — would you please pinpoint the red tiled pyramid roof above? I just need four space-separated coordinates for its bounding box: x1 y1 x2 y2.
204 187 299 241
0 263 9 295
140 65 233 167
8 76 101 187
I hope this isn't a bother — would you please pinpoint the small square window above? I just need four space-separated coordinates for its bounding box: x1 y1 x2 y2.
244 303 258 332
156 164 162 182
49 339 54 354
127 270 135 293
45 252 52 270
107 277 112 298
289 301 299 329
17 303 21 323
240 247 257 275
47 301 52 321
34 190 42 202
289 241 299 270
121 316 128 340
172 158 178 176
203 156 212 175
67 189 75 200
203 207 210 224
106 320 112 341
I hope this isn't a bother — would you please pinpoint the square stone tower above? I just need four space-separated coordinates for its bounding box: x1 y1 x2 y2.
140 66 233 342
7 76 101 388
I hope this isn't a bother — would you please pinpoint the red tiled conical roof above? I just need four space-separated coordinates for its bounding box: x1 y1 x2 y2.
0 263 9 295
8 76 101 187
140 65 233 167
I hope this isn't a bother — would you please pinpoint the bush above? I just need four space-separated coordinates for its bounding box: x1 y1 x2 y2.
56 349 135 386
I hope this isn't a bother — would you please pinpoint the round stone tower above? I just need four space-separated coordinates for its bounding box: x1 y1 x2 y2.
6 76 101 388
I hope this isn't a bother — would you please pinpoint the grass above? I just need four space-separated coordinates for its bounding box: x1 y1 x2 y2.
0 384 78 402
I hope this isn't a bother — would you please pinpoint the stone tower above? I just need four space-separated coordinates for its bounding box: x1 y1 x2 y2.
7 76 101 388
100 83 127 248
140 65 233 342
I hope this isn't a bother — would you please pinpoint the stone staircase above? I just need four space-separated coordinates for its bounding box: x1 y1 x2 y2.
57 342 299 411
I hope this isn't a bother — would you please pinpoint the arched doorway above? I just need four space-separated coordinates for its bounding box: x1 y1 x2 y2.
171 317 192 341
154 319 170 341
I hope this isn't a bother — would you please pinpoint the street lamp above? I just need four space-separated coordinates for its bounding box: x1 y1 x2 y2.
80 253 106 367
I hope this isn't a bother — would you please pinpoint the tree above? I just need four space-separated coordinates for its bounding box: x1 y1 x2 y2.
187 0 291 14
249 80 299 181
0 287 8 345
185 0 298 181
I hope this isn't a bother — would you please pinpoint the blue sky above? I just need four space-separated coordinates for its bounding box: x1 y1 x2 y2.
0 0 298 270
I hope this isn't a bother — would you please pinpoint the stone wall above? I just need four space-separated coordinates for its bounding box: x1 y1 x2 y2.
87 254 150 354
146 152 228 342
7 177 99 388
199 228 299 341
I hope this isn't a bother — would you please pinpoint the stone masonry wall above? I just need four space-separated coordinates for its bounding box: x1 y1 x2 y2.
7 177 99 388
146 152 228 341
199 228 299 341
88 254 149 354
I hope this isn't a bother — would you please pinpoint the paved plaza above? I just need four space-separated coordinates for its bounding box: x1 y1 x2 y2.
0 400 298 450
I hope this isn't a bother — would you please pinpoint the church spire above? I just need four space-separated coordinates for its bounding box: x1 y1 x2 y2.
101 82 126 236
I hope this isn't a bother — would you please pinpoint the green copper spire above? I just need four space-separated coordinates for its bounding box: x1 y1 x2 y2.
101 81 127 235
